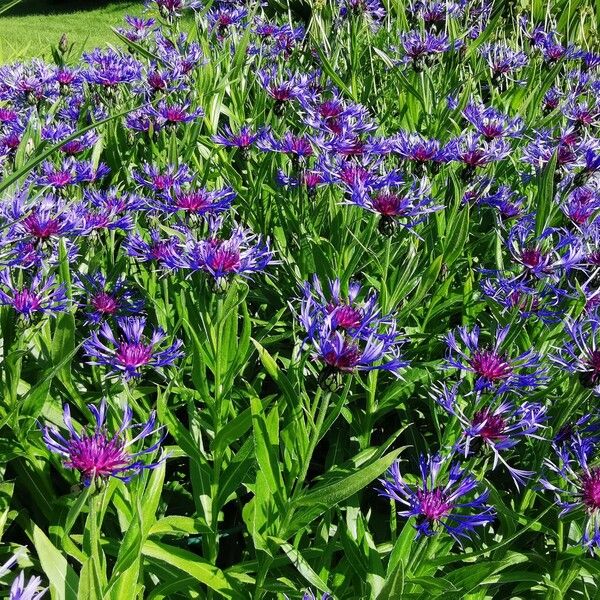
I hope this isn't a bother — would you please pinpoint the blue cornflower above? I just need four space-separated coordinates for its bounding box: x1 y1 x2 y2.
83 317 184 380
82 48 142 87
480 276 564 323
541 436 600 552
155 185 236 217
0 270 67 319
32 158 109 190
550 316 600 393
434 384 547 486
212 125 265 152
462 103 524 140
300 275 394 342
154 32 205 75
379 454 495 542
0 549 46 600
309 322 408 377
175 218 275 283
148 0 202 19
560 186 600 226
73 272 144 325
257 131 314 160
132 163 192 194
445 324 547 393
393 131 446 165
338 0 386 29
116 16 156 43
345 179 442 235
400 30 459 68
257 69 305 109
207 6 248 40
42 398 165 485
444 133 511 170
478 185 525 220
506 217 583 281
478 42 528 77
124 228 184 269
149 100 204 126
299 279 408 381
77 188 144 234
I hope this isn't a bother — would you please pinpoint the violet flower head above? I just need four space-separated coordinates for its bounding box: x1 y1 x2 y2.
74 272 144 325
148 0 202 19
462 103 524 139
541 436 600 552
157 185 236 217
33 158 109 190
506 217 583 281
346 179 442 236
8 571 46 600
176 219 275 283
132 163 192 194
83 316 183 379
212 125 264 152
480 276 564 324
479 42 528 77
378 454 495 542
117 16 156 43
393 131 445 165
400 30 458 68
445 324 547 393
298 277 408 384
434 384 547 487
149 100 204 126
299 275 395 342
301 592 331 600
124 228 184 269
0 271 67 319
339 0 386 29
444 133 511 172
83 48 142 87
42 398 165 485
550 316 600 394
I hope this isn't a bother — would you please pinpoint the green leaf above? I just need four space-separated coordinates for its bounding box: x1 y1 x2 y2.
534 151 558 238
142 540 238 599
285 448 404 536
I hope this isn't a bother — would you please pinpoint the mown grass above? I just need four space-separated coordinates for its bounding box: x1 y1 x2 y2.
0 0 140 61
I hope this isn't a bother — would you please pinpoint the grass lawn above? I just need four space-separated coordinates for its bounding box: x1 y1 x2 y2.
0 0 141 61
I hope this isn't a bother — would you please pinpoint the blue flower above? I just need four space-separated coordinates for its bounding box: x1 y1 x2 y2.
541 436 600 552
550 316 600 393
0 270 67 319
434 384 547 487
445 324 547 393
379 454 495 542
82 317 184 379
42 398 165 485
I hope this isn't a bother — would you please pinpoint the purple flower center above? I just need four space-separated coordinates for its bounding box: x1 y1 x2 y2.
472 409 506 440
324 340 361 371
417 488 453 521
327 303 363 330
47 171 73 188
23 213 61 239
584 350 600 384
372 193 405 216
581 468 600 511
470 349 512 381
175 191 211 213
206 244 241 274
91 292 119 315
13 289 41 315
520 247 544 268
66 433 130 479
116 342 154 369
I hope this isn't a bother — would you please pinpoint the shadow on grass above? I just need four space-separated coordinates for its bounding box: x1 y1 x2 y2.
3 0 135 17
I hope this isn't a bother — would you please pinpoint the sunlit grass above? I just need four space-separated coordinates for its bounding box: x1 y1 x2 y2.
0 0 140 61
